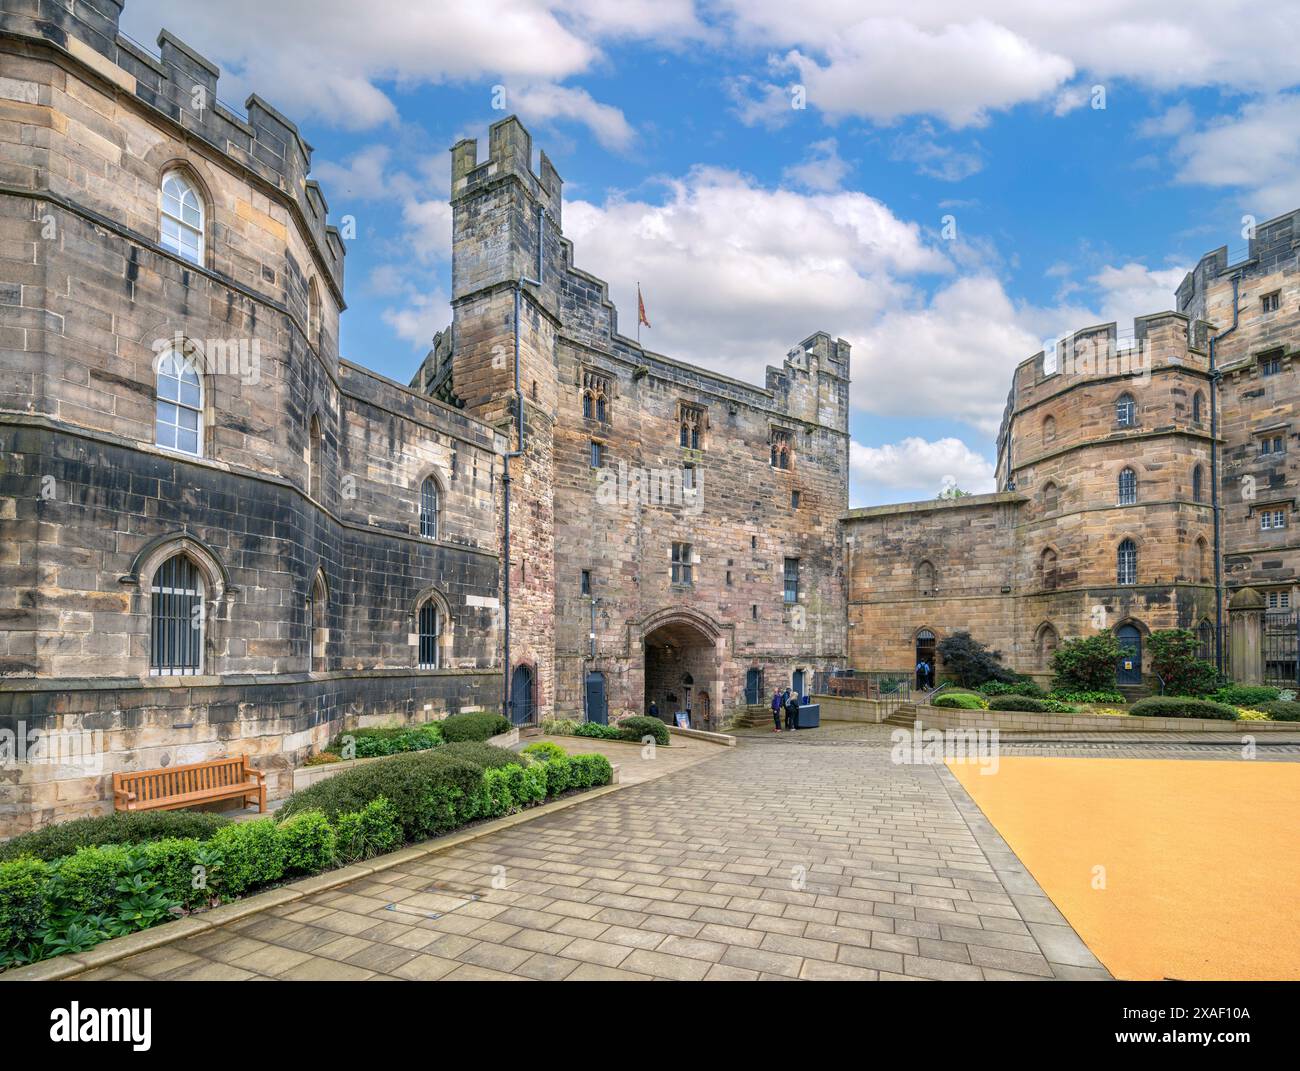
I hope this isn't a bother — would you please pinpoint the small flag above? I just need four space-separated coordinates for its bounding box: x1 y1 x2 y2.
637 283 651 329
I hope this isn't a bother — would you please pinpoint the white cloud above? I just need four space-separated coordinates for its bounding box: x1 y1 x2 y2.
781 138 851 192
509 84 635 151
851 437 996 499
382 289 452 348
889 123 983 181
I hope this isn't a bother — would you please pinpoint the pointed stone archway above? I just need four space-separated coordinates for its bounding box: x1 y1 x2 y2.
639 607 724 730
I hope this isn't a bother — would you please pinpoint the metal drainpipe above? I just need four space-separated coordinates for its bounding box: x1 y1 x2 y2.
502 206 545 720
1209 274 1240 672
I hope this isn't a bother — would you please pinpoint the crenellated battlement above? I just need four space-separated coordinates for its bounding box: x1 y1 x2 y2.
452 115 564 226
1177 208 1300 323
0 0 344 294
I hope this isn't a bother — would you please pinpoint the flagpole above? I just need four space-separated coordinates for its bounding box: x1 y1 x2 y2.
637 281 641 347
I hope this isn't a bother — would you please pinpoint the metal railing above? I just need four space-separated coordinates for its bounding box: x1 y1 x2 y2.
813 669 914 716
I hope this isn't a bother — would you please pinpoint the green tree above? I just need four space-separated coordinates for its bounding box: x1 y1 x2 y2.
1051 633 1121 692
936 631 1014 687
1147 629 1220 696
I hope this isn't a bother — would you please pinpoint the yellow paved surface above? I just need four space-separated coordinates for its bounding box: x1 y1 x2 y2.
948 757 1300 980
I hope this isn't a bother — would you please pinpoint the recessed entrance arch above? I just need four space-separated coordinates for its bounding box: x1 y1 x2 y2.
641 608 722 730
510 663 535 726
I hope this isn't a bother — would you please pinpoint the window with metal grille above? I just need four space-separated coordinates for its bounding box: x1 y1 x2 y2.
160 171 203 264
418 601 441 669
783 557 799 602
1267 590 1291 609
420 477 439 539
1117 539 1137 585
671 542 693 585
155 348 202 456
1118 467 1137 505
1115 393 1136 427
150 554 204 675
1260 434 1285 454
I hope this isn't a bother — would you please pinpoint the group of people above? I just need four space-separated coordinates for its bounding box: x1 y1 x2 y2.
770 688 803 732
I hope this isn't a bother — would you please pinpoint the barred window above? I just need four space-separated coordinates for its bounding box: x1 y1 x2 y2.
418 601 441 669
420 477 439 540
1118 467 1137 505
1116 393 1136 427
150 554 204 675
155 348 203 457
783 557 800 603
1117 539 1137 585
160 171 203 264
1192 464 1204 503
671 542 693 585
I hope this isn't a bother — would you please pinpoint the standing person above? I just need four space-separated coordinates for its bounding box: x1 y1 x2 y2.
648 699 659 722
784 690 800 732
771 688 784 733
916 660 928 691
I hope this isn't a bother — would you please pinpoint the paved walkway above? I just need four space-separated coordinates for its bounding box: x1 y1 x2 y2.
71 730 1106 981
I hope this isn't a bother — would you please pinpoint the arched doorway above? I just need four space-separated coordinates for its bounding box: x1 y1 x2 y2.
1116 624 1142 685
744 667 763 705
585 671 607 725
697 691 711 724
642 609 722 729
510 664 535 726
915 629 936 688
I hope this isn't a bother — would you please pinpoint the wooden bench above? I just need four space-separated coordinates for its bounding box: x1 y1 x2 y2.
113 756 265 814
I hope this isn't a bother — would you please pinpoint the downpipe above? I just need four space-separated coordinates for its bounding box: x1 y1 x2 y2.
1209 274 1240 673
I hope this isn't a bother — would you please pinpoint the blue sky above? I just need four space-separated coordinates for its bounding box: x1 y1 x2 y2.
121 1 1300 506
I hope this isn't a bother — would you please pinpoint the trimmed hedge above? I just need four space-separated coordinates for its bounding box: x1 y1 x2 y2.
617 715 670 746
1211 685 1282 707
439 712 511 743
1127 696 1238 720
521 741 566 762
1257 700 1300 722
977 680 1045 697
987 695 1050 712
330 723 442 758
0 810 231 863
573 722 623 740
933 693 988 710
438 741 522 770
1050 690 1126 705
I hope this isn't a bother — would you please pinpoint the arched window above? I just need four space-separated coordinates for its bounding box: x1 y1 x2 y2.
1042 480 1059 512
307 278 322 349
308 414 322 501
1197 619 1214 660
150 553 205 675
420 476 440 540
916 560 937 597
309 571 328 672
1036 623 1060 665
155 346 203 456
1116 393 1136 427
1196 536 1210 584
1117 538 1138 585
418 599 442 669
1192 391 1204 423
1118 467 1137 505
1040 547 1058 591
582 371 609 424
1043 415 1056 442
159 170 204 264
1192 464 1204 503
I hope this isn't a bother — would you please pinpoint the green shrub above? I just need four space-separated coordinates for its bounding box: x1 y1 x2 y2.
1148 629 1220 696
978 680 1045 697
333 798 402 864
935 631 1016 687
136 838 206 910
617 716 669 746
932 693 988 710
1257 700 1300 722
573 722 623 740
569 754 613 789
540 718 575 736
481 767 515 818
207 820 286 900
0 858 49 961
1052 633 1121 692
542 754 574 796
49 844 133 916
1050 690 1126 704
1212 685 1282 707
439 741 522 771
330 723 442 758
439 712 511 743
521 741 566 762
277 750 484 840
0 810 230 863
278 812 337 875
513 763 549 806
1128 696 1238 721
988 695 1050 712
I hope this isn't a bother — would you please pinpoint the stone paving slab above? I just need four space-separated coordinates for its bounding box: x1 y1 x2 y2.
64 730 1112 982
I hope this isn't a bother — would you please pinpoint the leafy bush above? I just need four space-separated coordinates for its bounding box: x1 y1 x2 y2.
1212 685 1281 707
333 798 403 864
439 712 511 743
1050 690 1126 704
1257 701 1300 722
977 680 1045 697
0 810 230 863
304 751 342 766
987 695 1050 712
935 631 1015 687
568 754 613 789
1148 629 1220 696
1052 633 1120 692
932 693 989 710
137 838 206 910
482 767 515 818
504 763 548 807
278 812 337 875
207 820 286 900
542 754 574 796
1235 709 1271 721
522 741 566 762
439 741 523 770
330 723 442 758
540 718 576 736
0 858 49 959
1128 696 1237 721
617 715 670 746
573 722 623 740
